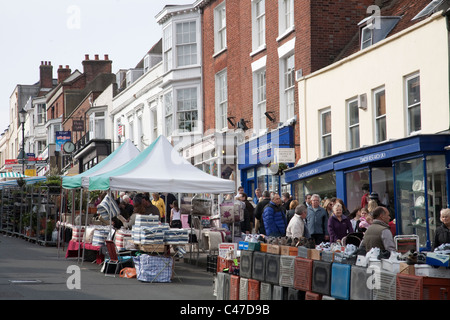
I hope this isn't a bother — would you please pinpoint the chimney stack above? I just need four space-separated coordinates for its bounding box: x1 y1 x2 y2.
82 53 112 83
57 65 72 84
39 61 53 89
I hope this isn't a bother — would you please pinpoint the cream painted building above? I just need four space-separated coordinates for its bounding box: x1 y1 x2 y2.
286 9 450 250
297 12 449 164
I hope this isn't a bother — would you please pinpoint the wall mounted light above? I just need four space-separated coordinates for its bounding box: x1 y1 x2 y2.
237 118 249 131
227 116 236 127
264 111 276 123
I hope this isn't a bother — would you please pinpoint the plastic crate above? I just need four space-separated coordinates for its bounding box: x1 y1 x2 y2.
239 277 248 300
230 275 240 300
252 251 266 282
373 270 396 301
350 265 373 300
287 287 302 300
272 285 288 300
223 273 231 301
216 272 225 300
294 257 313 292
248 279 260 300
397 274 450 300
312 260 332 296
279 255 295 288
207 254 218 274
331 263 351 300
265 253 280 285
305 291 322 300
240 250 253 279
260 282 272 300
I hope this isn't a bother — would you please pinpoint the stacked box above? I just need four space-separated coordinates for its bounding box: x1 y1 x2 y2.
331 263 351 300
140 225 170 244
312 260 332 296
135 214 159 227
163 228 189 244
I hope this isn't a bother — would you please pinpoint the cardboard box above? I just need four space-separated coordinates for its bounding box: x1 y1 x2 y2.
415 264 450 278
260 243 268 252
399 262 415 275
280 245 290 256
266 244 280 254
310 249 321 261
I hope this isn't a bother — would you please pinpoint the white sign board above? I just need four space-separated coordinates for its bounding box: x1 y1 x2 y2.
275 148 295 163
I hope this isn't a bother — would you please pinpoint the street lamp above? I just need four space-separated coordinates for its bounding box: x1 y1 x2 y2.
18 108 27 175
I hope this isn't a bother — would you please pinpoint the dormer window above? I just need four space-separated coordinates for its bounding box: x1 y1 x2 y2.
360 24 373 50
358 16 401 50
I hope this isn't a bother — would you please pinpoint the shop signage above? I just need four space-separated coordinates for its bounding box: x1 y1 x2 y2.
275 148 295 163
297 168 319 179
359 152 386 164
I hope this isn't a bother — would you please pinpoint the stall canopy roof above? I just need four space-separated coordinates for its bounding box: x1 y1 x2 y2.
88 135 236 194
62 139 140 189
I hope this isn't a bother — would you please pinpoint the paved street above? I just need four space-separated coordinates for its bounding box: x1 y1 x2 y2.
0 234 215 300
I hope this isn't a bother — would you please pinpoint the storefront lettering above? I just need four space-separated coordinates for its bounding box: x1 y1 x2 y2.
251 142 273 156
297 168 319 179
359 152 386 164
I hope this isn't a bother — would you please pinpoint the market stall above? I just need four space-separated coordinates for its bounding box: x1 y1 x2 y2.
60 139 140 261
81 136 236 279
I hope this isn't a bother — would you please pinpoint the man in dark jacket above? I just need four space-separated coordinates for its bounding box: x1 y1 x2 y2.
254 191 271 235
263 193 287 237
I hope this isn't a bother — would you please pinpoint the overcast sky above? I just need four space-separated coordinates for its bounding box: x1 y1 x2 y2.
0 0 193 132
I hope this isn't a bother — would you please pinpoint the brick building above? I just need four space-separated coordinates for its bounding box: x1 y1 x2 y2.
189 0 371 197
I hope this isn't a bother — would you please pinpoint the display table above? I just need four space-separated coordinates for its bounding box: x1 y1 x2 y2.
65 240 104 264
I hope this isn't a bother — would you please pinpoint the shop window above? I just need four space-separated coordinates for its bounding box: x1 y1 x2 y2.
394 155 445 249
426 155 447 247
345 169 369 212
293 171 336 204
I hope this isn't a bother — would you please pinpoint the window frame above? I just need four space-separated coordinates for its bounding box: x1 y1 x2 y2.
373 87 387 143
214 1 227 54
175 20 197 67
347 97 360 150
215 69 228 131
405 72 421 135
320 108 332 157
254 68 267 134
252 0 266 51
278 0 294 37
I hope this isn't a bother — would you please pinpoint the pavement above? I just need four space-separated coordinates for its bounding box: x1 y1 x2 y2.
0 233 216 300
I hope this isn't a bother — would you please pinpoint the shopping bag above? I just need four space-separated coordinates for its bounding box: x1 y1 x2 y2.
119 267 136 278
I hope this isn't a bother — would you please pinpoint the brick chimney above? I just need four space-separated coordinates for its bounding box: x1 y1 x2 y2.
39 61 53 89
82 54 112 83
57 65 72 84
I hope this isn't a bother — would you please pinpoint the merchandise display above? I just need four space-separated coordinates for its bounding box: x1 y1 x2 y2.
213 232 450 300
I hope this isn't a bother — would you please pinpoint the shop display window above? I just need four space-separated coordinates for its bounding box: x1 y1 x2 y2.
345 169 369 212
394 155 446 249
293 171 336 203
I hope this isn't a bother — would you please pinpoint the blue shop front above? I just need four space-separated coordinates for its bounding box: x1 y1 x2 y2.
238 126 295 199
284 134 450 251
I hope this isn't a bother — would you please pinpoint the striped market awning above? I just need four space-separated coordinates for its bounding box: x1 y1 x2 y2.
0 172 29 178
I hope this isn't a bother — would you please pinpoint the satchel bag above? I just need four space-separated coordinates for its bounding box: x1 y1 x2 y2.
119 267 136 278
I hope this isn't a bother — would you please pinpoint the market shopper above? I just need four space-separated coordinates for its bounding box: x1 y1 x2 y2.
253 188 262 204
239 193 252 234
434 208 450 249
254 190 271 235
286 200 299 224
118 194 134 220
286 204 309 240
327 202 353 243
170 200 182 229
152 193 166 222
263 193 287 237
306 194 329 244
142 194 161 217
359 206 396 252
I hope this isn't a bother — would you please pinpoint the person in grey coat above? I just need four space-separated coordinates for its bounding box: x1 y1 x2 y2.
306 194 329 245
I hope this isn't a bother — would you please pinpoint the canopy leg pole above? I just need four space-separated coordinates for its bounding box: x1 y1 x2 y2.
77 189 83 264
81 191 90 265
57 188 64 259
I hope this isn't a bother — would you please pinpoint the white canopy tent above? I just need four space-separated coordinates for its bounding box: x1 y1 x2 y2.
106 135 236 194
